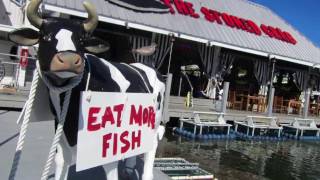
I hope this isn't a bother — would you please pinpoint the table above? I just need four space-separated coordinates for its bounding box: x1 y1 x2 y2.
309 103 320 116
246 95 266 112
287 99 302 114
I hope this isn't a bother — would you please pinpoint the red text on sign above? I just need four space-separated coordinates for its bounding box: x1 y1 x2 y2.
162 0 199 18
130 105 156 129
87 104 124 131
102 130 141 158
162 1 297 45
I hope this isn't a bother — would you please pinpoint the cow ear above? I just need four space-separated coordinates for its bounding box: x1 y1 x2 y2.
8 28 40 46
83 37 110 54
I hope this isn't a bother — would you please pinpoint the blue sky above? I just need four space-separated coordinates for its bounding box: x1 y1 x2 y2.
250 0 320 48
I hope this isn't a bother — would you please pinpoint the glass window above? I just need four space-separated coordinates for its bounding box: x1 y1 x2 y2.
273 73 279 83
237 68 247 78
281 73 289 84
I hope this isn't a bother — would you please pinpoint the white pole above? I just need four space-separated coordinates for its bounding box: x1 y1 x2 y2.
178 76 182 96
303 88 311 119
162 73 172 123
221 82 229 113
267 88 275 117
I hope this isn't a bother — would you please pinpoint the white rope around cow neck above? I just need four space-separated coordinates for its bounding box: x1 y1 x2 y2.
40 90 72 180
9 61 83 180
38 61 82 180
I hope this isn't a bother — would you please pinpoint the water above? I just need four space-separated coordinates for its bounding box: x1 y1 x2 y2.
156 131 320 180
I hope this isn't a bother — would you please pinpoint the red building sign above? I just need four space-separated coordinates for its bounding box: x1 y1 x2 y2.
161 0 297 45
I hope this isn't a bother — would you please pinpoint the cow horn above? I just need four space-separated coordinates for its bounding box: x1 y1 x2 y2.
27 0 43 28
83 1 98 33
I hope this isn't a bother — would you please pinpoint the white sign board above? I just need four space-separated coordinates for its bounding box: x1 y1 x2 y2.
76 92 157 171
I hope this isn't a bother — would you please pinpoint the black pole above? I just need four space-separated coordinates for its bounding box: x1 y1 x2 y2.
167 35 175 74
270 57 276 89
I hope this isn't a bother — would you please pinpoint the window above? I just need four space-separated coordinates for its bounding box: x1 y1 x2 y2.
237 68 247 78
281 73 289 84
272 73 278 83
11 0 26 6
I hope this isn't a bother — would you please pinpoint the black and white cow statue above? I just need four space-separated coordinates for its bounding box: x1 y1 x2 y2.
9 0 165 179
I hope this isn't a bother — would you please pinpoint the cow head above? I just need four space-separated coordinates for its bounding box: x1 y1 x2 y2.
8 0 109 86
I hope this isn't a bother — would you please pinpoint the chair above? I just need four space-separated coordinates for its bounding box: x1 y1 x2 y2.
309 101 319 116
228 91 243 110
288 99 302 114
246 95 266 112
257 95 267 112
273 96 287 113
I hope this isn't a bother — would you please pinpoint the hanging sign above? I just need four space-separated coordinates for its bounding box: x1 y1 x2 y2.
76 92 157 171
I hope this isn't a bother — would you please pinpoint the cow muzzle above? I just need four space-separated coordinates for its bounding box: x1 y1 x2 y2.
50 52 84 78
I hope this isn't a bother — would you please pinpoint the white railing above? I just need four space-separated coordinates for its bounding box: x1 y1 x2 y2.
0 52 36 88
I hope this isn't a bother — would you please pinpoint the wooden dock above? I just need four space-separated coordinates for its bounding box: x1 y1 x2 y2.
0 83 30 109
2 88 320 124
166 96 320 125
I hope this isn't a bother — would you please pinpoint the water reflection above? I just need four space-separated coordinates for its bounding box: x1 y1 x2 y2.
156 131 320 180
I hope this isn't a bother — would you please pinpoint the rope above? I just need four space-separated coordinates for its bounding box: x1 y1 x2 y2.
85 56 92 92
40 90 71 180
8 69 40 180
37 60 82 180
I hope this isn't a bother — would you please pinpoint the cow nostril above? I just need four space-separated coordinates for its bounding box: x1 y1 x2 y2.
58 57 64 64
75 58 80 65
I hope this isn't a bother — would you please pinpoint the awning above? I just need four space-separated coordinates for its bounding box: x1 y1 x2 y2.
43 0 320 67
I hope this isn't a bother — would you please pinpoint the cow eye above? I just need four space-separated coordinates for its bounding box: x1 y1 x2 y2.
79 39 84 45
43 34 52 42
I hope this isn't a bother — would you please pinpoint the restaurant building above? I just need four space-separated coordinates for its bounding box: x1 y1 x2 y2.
27 0 320 117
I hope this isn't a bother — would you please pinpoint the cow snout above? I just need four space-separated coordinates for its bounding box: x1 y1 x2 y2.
50 52 84 74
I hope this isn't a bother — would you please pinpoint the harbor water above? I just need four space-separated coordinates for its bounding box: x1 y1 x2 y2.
157 130 320 180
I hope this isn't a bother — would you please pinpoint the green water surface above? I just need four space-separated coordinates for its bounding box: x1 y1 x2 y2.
156 131 320 180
